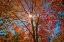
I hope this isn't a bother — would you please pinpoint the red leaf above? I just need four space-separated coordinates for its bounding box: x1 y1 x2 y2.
45 8 49 12
59 0 62 3
50 24 55 30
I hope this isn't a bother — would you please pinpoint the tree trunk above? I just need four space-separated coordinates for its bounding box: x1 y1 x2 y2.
31 18 36 42
36 21 38 42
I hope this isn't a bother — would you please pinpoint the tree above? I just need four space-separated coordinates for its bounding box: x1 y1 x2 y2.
0 0 64 42
12 0 62 42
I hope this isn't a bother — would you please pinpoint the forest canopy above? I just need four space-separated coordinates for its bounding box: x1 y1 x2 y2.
0 0 64 42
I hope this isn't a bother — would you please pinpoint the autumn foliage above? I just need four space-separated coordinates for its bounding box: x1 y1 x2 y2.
0 0 64 42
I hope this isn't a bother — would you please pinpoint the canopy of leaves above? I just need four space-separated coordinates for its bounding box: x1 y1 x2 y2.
0 0 64 42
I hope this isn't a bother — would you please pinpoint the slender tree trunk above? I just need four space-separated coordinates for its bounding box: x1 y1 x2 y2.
36 20 38 42
31 18 36 42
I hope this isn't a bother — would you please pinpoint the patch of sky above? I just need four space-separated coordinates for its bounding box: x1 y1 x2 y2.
14 20 24 26
10 30 15 34
0 30 4 33
53 24 60 34
58 11 62 15
43 2 50 9
49 10 54 12
0 33 5 36
58 11 64 16
50 34 55 41
49 35 53 40
17 13 21 17
44 3 49 8
42 2 50 10
0 18 3 25
61 11 64 16
1 24 7 28
8 26 15 34
0 30 6 36
53 8 56 11
22 2 25 5
6 21 10 24
45 12 49 14
55 20 61 24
